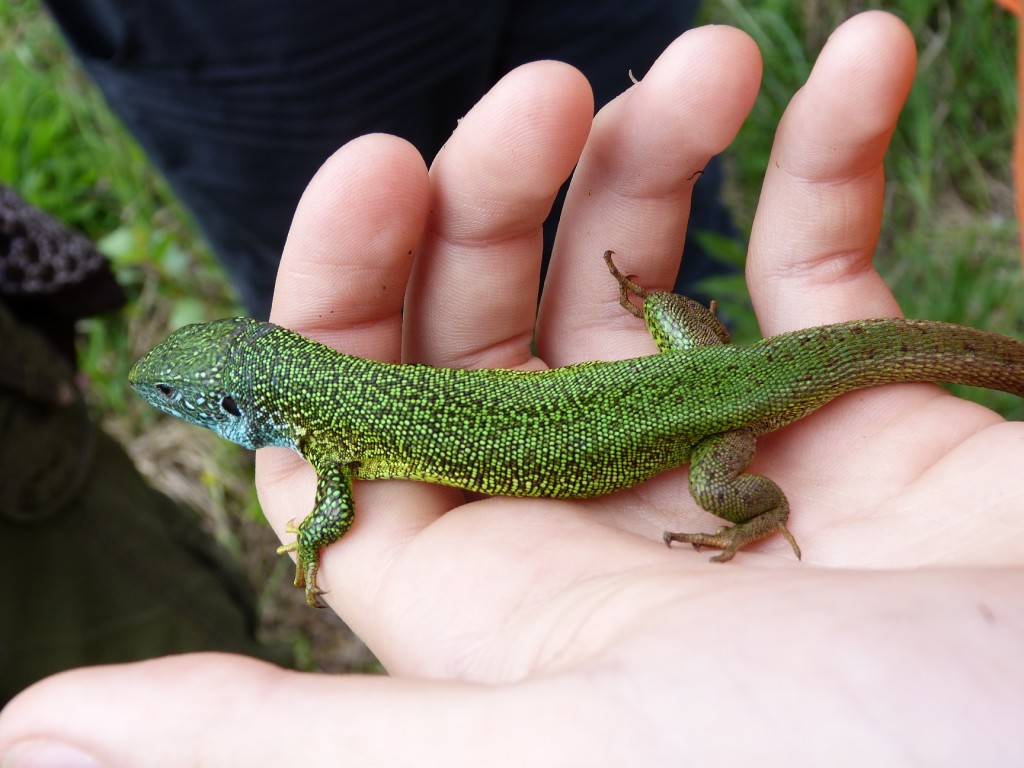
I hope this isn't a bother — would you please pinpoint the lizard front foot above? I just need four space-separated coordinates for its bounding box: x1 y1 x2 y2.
276 520 327 608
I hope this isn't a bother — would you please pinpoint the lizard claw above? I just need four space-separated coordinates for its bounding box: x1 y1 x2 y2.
304 580 327 609
275 520 301 557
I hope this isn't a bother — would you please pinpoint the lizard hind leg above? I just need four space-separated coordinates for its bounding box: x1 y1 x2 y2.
665 429 802 561
602 250 730 352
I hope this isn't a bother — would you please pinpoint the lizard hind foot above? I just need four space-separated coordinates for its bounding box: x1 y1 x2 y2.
663 527 744 562
663 520 802 562
603 250 648 318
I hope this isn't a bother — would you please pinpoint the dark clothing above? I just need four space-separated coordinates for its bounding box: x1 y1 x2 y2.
44 0 730 318
0 303 284 705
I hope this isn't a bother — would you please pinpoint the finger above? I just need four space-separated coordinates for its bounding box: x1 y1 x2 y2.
257 135 447 618
747 11 916 333
270 133 429 359
404 61 593 369
0 654 607 768
0 655 448 768
537 25 762 365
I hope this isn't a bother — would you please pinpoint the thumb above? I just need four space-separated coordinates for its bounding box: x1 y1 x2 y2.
0 653 600 767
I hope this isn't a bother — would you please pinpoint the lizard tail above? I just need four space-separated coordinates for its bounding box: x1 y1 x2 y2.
809 318 1024 397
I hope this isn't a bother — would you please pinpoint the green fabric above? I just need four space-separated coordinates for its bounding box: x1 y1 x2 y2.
0 305 290 703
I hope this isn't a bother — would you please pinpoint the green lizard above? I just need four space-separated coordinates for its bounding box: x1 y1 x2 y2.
130 251 1024 607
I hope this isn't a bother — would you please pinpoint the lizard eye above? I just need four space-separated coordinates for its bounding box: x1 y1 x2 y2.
155 383 177 400
220 395 241 417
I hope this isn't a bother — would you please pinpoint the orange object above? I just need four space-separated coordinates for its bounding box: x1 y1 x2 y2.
995 0 1024 258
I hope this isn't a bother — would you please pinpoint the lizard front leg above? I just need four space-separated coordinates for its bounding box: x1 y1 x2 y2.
276 460 357 608
665 429 802 560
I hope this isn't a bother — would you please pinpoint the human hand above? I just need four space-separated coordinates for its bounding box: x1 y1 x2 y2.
2 12 1022 767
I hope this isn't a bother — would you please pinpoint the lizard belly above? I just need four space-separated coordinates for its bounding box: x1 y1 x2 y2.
347 423 697 499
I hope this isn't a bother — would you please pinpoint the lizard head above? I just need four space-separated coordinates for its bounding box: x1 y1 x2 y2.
129 317 266 449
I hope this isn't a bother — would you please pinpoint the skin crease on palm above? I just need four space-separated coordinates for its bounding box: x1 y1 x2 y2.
3 11 1023 767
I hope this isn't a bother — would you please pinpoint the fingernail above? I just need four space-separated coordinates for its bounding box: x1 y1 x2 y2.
2 740 104 768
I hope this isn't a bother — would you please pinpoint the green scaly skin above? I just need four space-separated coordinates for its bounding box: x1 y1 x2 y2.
129 252 1024 607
